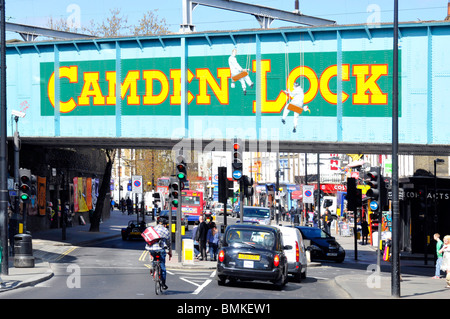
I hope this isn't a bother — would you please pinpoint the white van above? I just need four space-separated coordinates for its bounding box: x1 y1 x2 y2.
321 196 337 215
274 225 307 282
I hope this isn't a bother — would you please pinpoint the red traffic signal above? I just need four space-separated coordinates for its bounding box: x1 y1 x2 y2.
232 139 242 163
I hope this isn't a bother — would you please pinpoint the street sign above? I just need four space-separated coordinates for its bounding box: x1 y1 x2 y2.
132 175 143 194
303 185 315 204
232 170 242 180
370 201 378 211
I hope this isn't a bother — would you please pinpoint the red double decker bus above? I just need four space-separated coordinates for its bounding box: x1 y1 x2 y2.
156 177 170 195
180 190 204 223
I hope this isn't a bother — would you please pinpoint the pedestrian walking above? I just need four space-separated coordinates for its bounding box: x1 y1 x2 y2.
207 225 219 261
120 198 126 214
281 206 286 222
324 209 332 234
439 235 450 288
126 197 133 215
361 217 369 245
433 233 444 279
196 215 208 261
192 221 200 258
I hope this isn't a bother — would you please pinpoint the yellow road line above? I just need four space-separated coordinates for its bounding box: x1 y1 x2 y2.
139 250 149 261
55 246 78 261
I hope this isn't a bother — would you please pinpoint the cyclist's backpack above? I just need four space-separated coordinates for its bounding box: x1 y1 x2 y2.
141 226 161 246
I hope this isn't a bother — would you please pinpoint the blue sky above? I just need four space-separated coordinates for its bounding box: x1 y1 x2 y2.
6 0 449 36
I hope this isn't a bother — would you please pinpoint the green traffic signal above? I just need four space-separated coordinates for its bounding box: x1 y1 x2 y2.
19 176 31 202
177 172 185 179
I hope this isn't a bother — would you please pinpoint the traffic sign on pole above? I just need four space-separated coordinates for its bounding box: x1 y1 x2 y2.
302 185 314 204
131 175 143 194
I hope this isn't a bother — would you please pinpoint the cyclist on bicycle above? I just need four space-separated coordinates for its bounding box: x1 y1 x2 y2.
145 218 172 290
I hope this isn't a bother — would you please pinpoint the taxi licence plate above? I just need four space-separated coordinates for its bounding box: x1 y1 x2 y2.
130 232 141 236
238 254 260 261
327 253 338 256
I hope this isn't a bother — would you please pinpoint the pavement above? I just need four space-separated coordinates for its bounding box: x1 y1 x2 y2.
0 210 448 299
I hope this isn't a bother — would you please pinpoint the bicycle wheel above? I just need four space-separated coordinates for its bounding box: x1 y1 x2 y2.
154 263 163 295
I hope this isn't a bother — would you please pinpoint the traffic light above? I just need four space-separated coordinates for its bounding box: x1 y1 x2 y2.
176 155 187 186
227 179 234 198
366 167 380 202
169 177 179 208
366 167 384 216
379 176 388 210
19 168 31 202
346 177 357 212
243 175 254 197
218 167 227 203
417 187 431 213
232 138 243 180
30 175 37 197
313 189 324 200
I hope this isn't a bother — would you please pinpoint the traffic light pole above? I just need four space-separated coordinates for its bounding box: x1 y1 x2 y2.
375 167 382 276
168 187 173 253
239 179 244 224
175 154 187 264
176 184 182 263
218 167 228 227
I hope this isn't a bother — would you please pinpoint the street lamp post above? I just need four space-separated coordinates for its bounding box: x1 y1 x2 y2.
391 0 400 298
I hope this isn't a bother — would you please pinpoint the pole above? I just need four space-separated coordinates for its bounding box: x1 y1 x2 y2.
239 178 244 224
12 118 19 250
377 209 382 273
0 0 8 275
317 153 321 229
391 0 401 298
275 170 279 224
275 152 280 224
168 186 173 252
354 208 358 260
176 179 182 263
376 167 381 271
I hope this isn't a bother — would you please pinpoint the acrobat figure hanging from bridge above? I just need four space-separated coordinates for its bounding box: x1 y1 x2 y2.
228 48 253 95
281 81 310 133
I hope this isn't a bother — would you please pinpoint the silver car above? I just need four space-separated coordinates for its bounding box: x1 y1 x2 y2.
242 206 271 225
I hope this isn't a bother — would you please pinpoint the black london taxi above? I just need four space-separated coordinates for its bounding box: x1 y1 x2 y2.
216 224 289 289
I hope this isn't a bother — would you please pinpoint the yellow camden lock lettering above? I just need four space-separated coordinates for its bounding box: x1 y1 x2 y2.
46 60 389 114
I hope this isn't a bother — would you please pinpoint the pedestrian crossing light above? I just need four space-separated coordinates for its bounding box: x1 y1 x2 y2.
19 168 31 202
